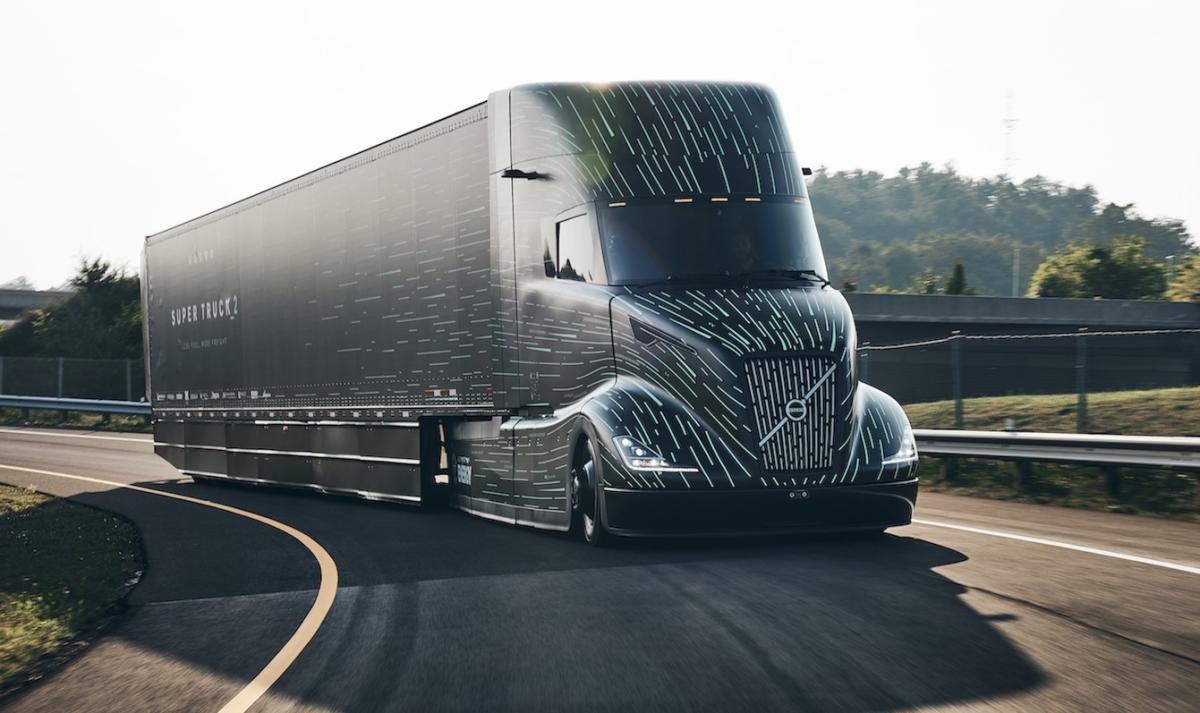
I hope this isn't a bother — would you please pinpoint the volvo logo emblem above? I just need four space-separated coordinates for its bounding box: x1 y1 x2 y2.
757 362 838 448
784 398 808 422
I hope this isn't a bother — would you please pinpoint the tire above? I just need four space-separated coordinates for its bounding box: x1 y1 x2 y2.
570 435 608 546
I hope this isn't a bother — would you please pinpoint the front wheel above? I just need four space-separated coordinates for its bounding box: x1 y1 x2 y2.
570 436 608 546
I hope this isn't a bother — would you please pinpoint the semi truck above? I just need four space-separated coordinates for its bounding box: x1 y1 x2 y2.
143 81 919 544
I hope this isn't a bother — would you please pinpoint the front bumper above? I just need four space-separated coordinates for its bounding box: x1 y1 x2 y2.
601 477 918 537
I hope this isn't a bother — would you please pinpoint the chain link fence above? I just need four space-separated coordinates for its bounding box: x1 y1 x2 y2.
860 328 1200 433
0 357 146 402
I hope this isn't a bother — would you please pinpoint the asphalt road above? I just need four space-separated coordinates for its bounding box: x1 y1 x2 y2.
0 426 1197 712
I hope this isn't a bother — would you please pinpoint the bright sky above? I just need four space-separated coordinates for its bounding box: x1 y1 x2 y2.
2 0 1197 288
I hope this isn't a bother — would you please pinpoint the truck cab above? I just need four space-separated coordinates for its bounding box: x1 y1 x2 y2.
447 82 918 542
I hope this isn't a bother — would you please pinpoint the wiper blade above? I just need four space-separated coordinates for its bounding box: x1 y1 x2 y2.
629 269 831 290
736 269 831 288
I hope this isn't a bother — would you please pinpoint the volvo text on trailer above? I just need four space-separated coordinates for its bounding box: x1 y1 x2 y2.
143 81 919 544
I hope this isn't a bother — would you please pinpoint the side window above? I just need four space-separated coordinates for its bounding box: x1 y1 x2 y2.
556 215 596 282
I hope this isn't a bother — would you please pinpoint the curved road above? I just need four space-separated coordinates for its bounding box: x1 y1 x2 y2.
0 427 1197 712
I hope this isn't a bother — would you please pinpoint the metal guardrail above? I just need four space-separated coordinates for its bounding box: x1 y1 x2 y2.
0 394 150 416
914 429 1200 471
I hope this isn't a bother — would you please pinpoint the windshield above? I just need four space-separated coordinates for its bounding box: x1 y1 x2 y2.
597 196 827 286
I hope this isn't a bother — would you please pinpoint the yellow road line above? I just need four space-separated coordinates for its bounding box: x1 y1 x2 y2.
0 462 338 713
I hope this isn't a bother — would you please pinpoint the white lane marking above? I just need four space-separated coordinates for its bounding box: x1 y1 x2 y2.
0 427 150 444
912 518 1200 576
0 462 338 713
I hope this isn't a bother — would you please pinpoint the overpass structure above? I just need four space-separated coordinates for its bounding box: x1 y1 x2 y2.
0 288 70 325
847 293 1200 403
847 293 1200 337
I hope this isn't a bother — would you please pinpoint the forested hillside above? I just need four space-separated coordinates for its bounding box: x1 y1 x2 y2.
809 164 1195 295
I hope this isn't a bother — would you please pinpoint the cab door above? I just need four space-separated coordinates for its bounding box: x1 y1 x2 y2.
512 198 615 408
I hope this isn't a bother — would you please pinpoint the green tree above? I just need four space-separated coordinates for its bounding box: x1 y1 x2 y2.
1027 236 1167 300
0 259 142 358
1068 203 1192 260
1167 255 1200 303
943 261 976 295
912 268 939 294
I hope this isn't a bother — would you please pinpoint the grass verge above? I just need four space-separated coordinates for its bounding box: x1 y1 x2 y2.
0 484 143 696
0 408 149 433
903 386 1200 436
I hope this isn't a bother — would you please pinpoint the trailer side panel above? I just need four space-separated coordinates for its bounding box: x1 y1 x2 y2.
145 103 492 417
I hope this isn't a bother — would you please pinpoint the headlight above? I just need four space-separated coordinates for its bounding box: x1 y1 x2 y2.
613 436 699 473
881 428 918 465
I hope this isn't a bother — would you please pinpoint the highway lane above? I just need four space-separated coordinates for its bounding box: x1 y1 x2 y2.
0 427 1197 712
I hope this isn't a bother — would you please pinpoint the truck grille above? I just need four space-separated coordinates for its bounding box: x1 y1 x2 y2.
746 356 837 473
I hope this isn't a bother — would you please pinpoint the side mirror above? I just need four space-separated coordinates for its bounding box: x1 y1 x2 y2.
501 168 543 180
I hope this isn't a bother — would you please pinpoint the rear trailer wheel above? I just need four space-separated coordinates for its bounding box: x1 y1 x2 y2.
571 436 608 546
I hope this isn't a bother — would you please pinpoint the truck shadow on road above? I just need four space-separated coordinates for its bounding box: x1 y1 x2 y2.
10 480 1048 713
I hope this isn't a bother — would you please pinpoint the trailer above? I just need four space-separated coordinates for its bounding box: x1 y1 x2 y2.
144 81 918 544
